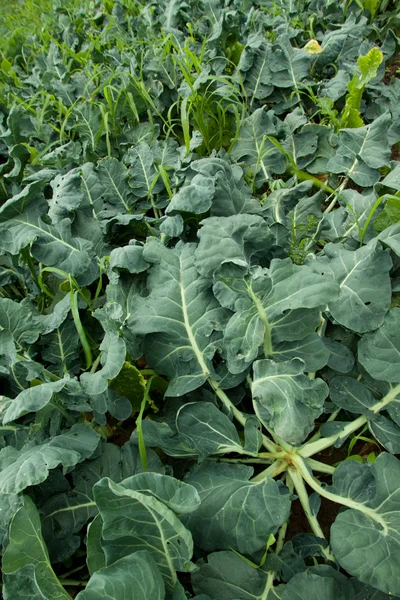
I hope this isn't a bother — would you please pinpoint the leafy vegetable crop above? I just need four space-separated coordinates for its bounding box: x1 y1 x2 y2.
1 0 400 598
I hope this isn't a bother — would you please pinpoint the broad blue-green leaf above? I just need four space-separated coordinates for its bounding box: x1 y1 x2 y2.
324 339 355 373
119 471 201 513
308 240 392 333
40 442 165 563
327 113 391 186
195 215 273 279
126 141 163 198
167 158 261 218
167 172 216 214
0 298 43 363
331 453 400 595
129 240 229 396
183 462 291 554
281 566 352 600
76 551 165 600
270 36 313 90
378 221 400 257
108 243 150 283
3 564 48 600
93 475 196 592
273 334 330 372
175 402 248 460
0 424 99 494
2 378 68 423
240 41 274 102
41 319 80 376
2 496 71 600
80 158 134 220
49 168 84 223
81 332 126 395
358 309 400 382
330 377 377 415
230 108 286 186
213 259 338 373
252 359 329 444
0 186 95 278
87 515 106 576
192 551 270 600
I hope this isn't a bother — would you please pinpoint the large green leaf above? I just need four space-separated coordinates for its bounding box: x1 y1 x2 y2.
129 240 230 396
358 308 400 382
330 453 400 595
80 158 135 221
2 496 71 600
192 551 270 600
281 566 353 600
182 462 291 554
2 378 68 423
93 474 198 592
270 36 313 91
230 108 286 186
80 332 126 396
195 214 273 279
327 113 391 186
212 259 338 373
40 442 165 563
0 424 99 494
308 239 392 333
252 359 328 444
76 551 165 600
0 184 95 278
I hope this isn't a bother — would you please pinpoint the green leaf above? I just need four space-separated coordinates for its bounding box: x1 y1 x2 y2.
308 239 392 333
0 424 99 494
330 453 400 595
109 361 147 413
327 114 391 186
270 36 312 91
41 319 80 376
230 108 287 186
252 359 328 444
2 496 71 600
323 339 355 373
192 551 269 600
2 379 68 423
93 474 198 591
80 332 126 396
3 564 48 600
0 185 95 279
374 196 400 231
182 462 291 554
213 259 338 373
195 215 273 279
129 240 230 396
281 566 353 600
76 551 165 600
86 515 106 576
108 243 150 283
358 308 400 382
80 158 134 220
341 48 383 128
174 402 248 460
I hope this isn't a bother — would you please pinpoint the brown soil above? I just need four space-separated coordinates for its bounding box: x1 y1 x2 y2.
384 53 400 85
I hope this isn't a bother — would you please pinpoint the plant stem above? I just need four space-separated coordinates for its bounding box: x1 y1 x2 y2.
306 458 335 474
300 383 400 457
288 468 335 561
208 379 279 454
292 456 387 531
250 459 287 482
